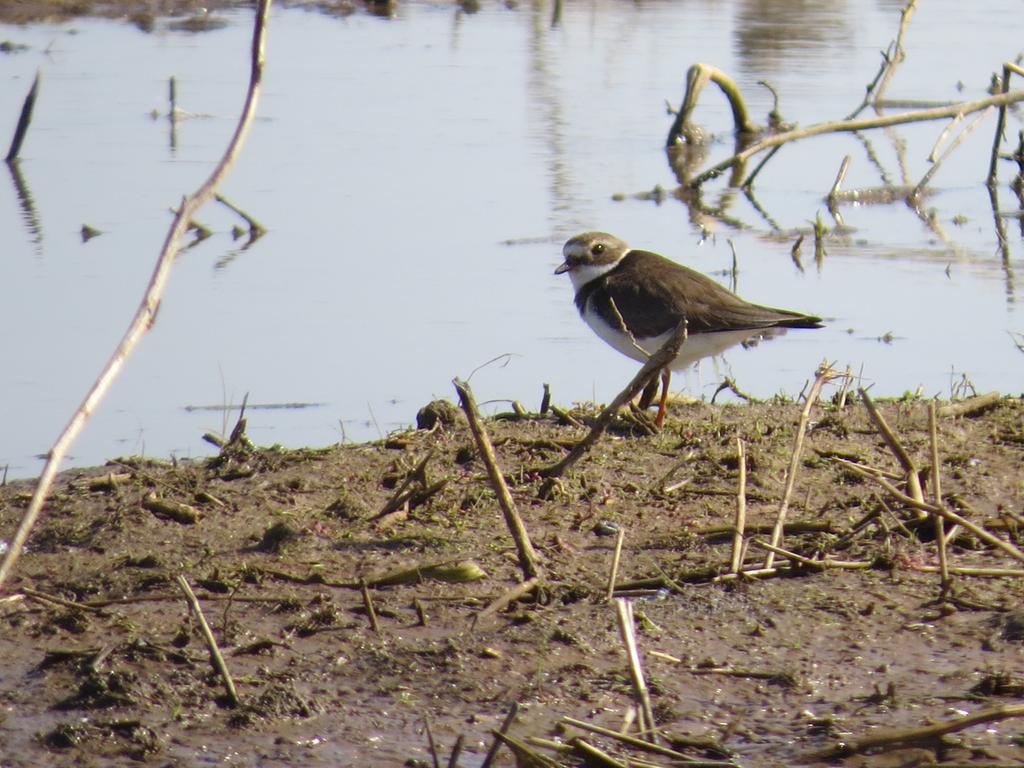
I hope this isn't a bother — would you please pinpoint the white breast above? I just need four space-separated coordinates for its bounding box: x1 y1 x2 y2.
580 299 789 370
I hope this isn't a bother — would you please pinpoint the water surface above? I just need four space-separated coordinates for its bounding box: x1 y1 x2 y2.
2 0 1022 476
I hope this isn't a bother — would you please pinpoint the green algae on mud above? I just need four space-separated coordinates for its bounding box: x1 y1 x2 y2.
1 395 1023 766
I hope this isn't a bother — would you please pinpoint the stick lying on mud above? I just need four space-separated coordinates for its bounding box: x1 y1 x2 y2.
835 459 1024 563
176 575 240 707
0 0 273 591
453 378 540 580
614 599 658 744
808 702 1024 760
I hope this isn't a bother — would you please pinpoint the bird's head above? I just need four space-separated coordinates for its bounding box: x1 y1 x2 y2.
555 232 630 287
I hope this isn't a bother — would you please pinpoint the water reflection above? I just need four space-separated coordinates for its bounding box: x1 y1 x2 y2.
7 160 42 255
735 0 854 73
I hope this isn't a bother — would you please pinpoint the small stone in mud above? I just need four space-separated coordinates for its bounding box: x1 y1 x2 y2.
324 492 367 520
258 521 299 553
416 399 462 430
42 723 87 749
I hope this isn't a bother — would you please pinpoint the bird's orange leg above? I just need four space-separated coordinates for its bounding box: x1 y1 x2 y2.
654 369 671 428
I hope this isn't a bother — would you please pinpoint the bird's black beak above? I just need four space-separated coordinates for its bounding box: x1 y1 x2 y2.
554 261 571 275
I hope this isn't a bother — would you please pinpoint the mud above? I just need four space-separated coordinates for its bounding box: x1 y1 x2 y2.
2 393 1023 767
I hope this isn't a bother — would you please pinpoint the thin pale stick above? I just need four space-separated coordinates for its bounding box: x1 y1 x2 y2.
928 402 950 589
176 575 240 707
607 527 625 601
453 378 539 580
912 107 992 200
0 0 272 590
730 437 747 573
614 599 658 744
764 364 840 568
561 716 731 761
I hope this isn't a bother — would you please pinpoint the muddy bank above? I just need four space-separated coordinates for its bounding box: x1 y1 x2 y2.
1 393 1023 766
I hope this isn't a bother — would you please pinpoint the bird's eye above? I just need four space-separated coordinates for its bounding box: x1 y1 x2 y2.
591 244 605 256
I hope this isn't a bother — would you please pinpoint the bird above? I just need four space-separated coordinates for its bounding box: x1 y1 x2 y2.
555 231 823 426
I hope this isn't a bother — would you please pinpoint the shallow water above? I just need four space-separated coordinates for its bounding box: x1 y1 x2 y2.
2 0 1023 476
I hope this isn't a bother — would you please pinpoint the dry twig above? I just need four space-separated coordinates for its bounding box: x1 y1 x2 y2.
809 702 1024 760
764 364 842 568
453 378 540 580
176 575 240 707
730 437 747 573
615 599 658 743
541 321 688 479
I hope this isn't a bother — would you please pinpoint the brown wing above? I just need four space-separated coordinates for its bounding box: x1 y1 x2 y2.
591 249 821 338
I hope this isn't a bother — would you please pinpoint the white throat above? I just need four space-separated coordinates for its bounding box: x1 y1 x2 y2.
567 252 628 293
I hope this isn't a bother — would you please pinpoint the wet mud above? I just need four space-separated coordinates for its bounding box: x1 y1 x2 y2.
2 394 1023 766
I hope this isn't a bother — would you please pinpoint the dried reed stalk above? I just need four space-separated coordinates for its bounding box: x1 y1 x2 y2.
176 575 240 707
858 388 923 506
764 364 840 568
837 460 1024 563
614 599 658 743
809 702 1024 760
928 402 950 589
607 527 626 601
5 69 41 162
730 437 747 573
453 378 539 580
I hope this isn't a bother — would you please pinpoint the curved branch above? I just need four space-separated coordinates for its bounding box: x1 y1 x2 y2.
691 88 1024 189
0 0 273 590
666 63 758 147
